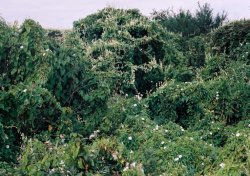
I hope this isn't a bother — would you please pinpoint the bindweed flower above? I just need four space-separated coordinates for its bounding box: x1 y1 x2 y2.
60 160 65 165
133 104 137 107
23 89 27 93
112 152 118 160
155 125 159 130
161 141 165 145
178 155 182 158
20 45 24 49
130 162 136 168
128 136 132 140
174 157 179 161
235 132 240 137
6 145 9 149
141 118 145 121
219 163 225 168
43 53 46 56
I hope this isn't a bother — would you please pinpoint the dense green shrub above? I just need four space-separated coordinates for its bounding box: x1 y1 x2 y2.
186 36 206 68
0 84 66 163
74 8 183 95
46 32 110 117
210 20 250 62
0 7 249 176
0 84 63 136
147 81 208 127
204 63 250 124
0 19 53 88
152 3 227 37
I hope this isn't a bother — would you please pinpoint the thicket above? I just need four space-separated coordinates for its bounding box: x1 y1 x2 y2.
0 5 249 176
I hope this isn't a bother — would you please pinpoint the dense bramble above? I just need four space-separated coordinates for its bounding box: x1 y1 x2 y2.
0 6 249 176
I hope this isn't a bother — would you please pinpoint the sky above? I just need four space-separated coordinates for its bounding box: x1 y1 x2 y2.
0 0 249 29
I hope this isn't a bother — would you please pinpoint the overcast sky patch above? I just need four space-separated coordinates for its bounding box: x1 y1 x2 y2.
0 0 249 29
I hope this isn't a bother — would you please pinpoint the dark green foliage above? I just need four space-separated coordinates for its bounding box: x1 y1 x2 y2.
186 36 206 68
74 8 182 95
0 19 53 87
152 3 227 37
201 55 227 80
210 20 250 62
147 81 207 127
46 32 110 116
204 63 250 124
0 6 250 176
0 84 64 162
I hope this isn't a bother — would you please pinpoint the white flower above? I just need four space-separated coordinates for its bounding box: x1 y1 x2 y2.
123 166 129 171
112 152 118 160
201 162 204 166
141 118 145 121
209 132 213 135
23 89 27 93
20 45 24 49
49 169 55 173
181 128 185 132
155 125 159 130
46 49 50 52
123 162 130 171
219 163 225 168
136 94 142 101
6 145 9 149
174 157 179 161
248 124 250 128
133 104 137 107
43 53 46 56
163 146 167 149
5 135 8 140
60 160 64 165
128 136 132 140
161 141 165 145
178 155 182 159
235 132 240 137
190 137 194 140
130 150 134 154
165 130 168 133
130 162 136 168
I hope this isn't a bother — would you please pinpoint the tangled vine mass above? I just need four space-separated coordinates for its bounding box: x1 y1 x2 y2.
0 5 250 176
